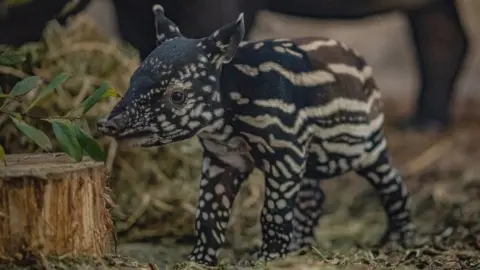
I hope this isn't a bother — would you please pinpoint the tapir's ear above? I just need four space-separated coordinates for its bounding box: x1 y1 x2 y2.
198 13 245 64
152 4 183 46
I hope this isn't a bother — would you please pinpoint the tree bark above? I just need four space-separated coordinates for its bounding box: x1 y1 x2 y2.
0 153 114 261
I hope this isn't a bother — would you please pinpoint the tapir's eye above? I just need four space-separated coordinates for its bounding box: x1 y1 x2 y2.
170 90 185 104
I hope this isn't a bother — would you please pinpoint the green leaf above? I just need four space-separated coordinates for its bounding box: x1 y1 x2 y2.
0 94 9 98
10 76 42 96
75 126 106 162
101 86 122 99
49 119 83 162
26 72 70 112
0 144 6 166
10 112 21 119
81 83 109 115
0 50 26 66
47 73 70 89
10 116 52 151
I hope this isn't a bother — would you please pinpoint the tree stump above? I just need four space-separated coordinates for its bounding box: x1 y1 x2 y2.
0 153 114 261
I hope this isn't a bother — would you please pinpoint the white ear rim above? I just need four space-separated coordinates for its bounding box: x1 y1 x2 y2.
152 4 164 14
236 12 244 24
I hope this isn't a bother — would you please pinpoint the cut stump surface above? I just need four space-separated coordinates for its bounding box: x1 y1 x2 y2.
0 153 113 261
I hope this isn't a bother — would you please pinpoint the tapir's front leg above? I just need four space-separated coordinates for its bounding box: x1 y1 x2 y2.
187 151 254 266
255 147 307 261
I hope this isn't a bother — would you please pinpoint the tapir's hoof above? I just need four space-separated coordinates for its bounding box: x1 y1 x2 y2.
395 116 448 133
375 225 417 251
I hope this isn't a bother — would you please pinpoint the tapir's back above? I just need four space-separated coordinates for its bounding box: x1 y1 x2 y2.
223 37 383 131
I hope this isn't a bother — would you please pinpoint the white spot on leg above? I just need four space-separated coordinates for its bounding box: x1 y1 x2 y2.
221 195 230 208
215 183 225 194
207 165 225 178
276 199 287 209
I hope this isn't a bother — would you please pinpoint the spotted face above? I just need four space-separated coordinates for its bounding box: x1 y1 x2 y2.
98 5 245 147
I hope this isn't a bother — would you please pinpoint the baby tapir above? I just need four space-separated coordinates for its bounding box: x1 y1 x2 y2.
98 4 415 266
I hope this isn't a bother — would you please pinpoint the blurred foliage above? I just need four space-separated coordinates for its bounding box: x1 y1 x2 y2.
0 46 123 163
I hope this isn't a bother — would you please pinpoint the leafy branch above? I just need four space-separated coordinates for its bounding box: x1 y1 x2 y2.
0 69 122 166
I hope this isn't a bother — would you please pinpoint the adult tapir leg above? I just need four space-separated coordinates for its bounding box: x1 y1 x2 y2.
111 0 162 60
0 0 91 46
171 0 260 39
400 0 469 131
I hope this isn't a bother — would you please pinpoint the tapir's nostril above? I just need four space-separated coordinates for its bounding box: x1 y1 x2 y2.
104 114 126 130
97 117 107 127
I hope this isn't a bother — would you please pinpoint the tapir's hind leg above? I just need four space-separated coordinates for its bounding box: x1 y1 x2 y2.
354 129 415 247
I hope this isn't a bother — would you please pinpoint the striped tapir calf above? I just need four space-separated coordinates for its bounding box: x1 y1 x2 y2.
98 5 415 266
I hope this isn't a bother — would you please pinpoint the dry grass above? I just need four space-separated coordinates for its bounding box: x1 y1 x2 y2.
0 14 479 270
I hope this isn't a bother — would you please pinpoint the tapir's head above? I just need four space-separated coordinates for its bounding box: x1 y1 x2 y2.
97 4 245 147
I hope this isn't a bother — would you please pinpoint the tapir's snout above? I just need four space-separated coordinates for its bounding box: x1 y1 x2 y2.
97 113 126 136
97 117 107 128
104 114 126 130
